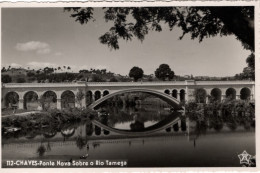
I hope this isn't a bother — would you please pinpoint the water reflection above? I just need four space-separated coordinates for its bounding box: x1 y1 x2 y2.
2 104 255 167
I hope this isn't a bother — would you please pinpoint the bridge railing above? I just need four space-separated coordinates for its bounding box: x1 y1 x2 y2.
86 81 186 86
2 80 254 88
2 82 86 88
193 80 254 85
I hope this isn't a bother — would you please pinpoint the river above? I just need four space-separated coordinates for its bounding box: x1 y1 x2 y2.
2 104 255 167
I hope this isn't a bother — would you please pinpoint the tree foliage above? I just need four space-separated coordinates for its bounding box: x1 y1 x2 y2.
155 64 174 81
235 53 255 81
16 78 26 83
129 66 144 81
2 74 12 83
1 67 7 73
91 74 105 82
5 92 19 107
65 7 254 51
194 88 207 103
243 53 255 80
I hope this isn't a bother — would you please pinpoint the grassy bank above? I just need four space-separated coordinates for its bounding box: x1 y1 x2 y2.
2 108 98 138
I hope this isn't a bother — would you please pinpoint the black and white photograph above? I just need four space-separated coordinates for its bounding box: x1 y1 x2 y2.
0 1 258 169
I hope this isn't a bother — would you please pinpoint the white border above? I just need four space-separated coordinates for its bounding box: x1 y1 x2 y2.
0 1 259 172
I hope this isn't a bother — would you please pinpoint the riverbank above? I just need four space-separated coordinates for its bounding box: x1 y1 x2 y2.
2 108 98 137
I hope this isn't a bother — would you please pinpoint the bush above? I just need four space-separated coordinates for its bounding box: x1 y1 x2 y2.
1 74 12 83
16 77 26 83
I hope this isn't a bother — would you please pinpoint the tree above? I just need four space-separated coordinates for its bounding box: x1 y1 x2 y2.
1 67 7 73
5 92 19 107
43 67 54 74
1 74 12 83
194 88 207 103
155 64 174 81
242 53 255 80
65 7 254 52
91 74 104 82
234 53 255 81
27 71 35 77
129 66 144 82
16 78 26 83
109 77 118 82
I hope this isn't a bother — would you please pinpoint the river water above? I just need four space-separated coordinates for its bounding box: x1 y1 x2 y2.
2 104 255 167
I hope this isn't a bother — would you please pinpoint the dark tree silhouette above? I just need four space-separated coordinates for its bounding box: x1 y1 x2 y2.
129 66 144 82
16 78 26 83
234 53 255 81
1 74 12 83
91 74 105 82
109 77 118 82
64 7 254 51
155 64 174 81
43 67 54 74
1 67 7 73
243 53 255 80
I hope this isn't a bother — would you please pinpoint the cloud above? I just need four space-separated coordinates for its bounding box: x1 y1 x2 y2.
94 65 108 70
2 63 22 69
10 63 22 67
15 41 51 54
26 62 57 69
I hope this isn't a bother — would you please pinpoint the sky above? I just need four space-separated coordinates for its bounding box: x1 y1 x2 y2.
1 8 252 77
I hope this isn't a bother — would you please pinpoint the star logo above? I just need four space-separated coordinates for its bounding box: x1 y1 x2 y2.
238 150 252 165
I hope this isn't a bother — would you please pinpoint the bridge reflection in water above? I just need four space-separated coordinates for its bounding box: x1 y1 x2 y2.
89 114 185 136
2 114 255 167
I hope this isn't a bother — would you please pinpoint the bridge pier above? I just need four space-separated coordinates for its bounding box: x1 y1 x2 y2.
82 97 86 108
177 92 180 101
178 120 181 128
18 99 24 109
206 96 209 104
221 95 225 101
57 99 61 109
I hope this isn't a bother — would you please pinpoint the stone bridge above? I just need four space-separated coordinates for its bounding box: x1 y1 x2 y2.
1 80 255 110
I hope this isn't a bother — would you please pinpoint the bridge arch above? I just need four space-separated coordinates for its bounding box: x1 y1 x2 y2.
225 88 236 100
61 90 75 109
43 131 57 139
194 88 207 103
88 88 181 110
172 89 177 98
180 89 186 102
210 88 222 102
5 91 19 108
91 114 181 136
240 87 251 100
41 91 57 110
103 90 109 96
61 128 75 138
164 89 170 95
94 90 101 101
23 91 39 110
86 90 93 105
